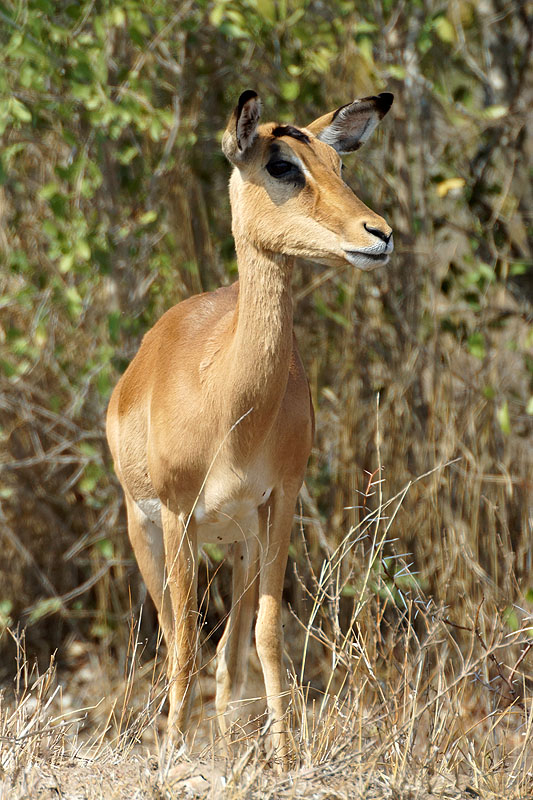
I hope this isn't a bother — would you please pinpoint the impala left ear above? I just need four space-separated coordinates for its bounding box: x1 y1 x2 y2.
306 92 393 154
222 90 262 164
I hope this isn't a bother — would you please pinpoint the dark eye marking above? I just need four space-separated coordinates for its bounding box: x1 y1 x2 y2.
265 141 305 186
266 159 301 179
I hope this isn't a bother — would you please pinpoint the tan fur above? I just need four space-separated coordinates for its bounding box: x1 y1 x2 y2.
106 90 393 766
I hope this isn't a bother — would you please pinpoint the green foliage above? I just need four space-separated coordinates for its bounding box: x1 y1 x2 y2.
28 597 63 625
0 600 13 629
0 0 531 669
497 400 511 436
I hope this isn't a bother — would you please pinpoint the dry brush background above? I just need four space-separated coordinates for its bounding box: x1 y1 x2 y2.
0 0 532 797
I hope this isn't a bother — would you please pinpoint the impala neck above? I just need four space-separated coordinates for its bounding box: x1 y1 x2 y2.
226 237 294 434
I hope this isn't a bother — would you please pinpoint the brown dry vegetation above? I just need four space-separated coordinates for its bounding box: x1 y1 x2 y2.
0 0 532 797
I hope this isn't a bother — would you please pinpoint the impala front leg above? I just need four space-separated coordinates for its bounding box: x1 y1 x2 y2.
161 504 199 742
255 488 297 768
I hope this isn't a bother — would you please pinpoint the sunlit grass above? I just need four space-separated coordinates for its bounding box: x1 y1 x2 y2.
1 450 531 798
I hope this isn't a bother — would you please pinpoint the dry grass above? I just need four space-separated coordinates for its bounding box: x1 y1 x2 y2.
1 442 531 800
0 3 531 796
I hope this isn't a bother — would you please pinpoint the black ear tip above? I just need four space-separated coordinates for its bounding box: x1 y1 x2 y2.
376 92 394 113
237 90 258 112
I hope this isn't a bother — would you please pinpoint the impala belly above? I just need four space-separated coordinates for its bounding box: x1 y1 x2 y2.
194 497 259 543
135 476 273 544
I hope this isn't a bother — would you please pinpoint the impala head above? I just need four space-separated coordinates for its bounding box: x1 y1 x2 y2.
222 90 394 270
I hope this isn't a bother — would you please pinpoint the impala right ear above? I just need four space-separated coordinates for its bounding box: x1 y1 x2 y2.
307 92 393 154
222 90 262 165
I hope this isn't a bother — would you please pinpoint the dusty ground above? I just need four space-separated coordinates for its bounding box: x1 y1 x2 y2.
1 610 532 800
2 750 495 800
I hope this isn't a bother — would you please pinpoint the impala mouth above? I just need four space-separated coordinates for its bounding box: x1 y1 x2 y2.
344 250 389 262
343 249 390 270
342 236 393 269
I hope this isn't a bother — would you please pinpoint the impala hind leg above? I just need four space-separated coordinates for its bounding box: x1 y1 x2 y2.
215 537 260 740
124 495 173 647
255 488 297 768
161 504 199 741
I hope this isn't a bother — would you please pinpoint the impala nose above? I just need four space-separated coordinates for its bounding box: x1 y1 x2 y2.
364 222 392 245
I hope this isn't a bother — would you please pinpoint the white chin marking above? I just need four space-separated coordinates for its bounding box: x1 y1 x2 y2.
346 253 389 270
136 498 162 526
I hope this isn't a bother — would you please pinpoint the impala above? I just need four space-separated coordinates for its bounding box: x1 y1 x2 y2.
106 89 394 763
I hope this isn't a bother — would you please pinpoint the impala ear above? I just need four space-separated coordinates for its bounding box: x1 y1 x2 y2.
222 90 262 164
306 92 393 154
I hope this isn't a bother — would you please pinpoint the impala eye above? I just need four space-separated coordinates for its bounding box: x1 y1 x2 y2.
266 160 300 179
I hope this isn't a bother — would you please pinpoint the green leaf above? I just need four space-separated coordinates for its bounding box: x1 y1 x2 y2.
209 3 225 28
497 401 511 435
90 622 113 638
467 332 486 359
76 240 91 260
97 538 114 559
526 397 533 415
28 597 62 624
280 81 299 101
39 182 61 200
10 98 32 123
0 359 16 377
79 442 98 458
65 286 83 317
149 117 163 141
417 32 433 55
117 145 139 165
510 262 528 276
387 64 406 80
286 9 305 26
79 463 102 492
434 15 455 44
109 6 126 26
42 219 59 239
482 105 508 120
356 20 378 34
358 35 374 65
97 369 111 397
59 252 74 273
0 599 13 627
255 0 276 24
139 209 157 225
